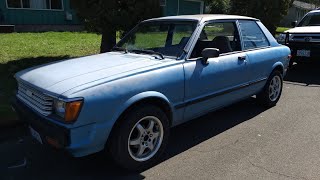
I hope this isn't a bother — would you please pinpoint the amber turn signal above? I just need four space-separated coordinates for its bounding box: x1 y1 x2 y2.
65 100 83 122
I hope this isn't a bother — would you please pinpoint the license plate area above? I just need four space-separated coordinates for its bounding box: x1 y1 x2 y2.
29 126 43 144
297 50 311 57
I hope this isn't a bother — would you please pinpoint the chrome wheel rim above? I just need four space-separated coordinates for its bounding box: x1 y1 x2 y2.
269 76 282 102
128 116 164 162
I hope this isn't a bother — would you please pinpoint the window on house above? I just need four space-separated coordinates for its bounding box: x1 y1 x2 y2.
50 0 62 9
7 0 21 8
22 0 30 8
7 0 63 10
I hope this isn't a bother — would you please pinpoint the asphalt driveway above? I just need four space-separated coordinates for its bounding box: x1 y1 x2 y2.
1 62 320 180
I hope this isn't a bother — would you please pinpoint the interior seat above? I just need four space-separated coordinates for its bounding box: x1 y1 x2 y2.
212 36 233 54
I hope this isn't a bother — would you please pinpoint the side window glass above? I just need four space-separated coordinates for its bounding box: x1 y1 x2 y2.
191 22 241 58
238 20 270 50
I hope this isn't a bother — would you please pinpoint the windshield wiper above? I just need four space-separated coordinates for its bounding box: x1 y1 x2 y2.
111 46 128 53
130 49 164 59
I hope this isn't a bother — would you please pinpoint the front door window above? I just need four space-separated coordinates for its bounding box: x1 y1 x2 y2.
190 22 241 58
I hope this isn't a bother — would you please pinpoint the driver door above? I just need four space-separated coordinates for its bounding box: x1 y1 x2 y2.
182 21 251 121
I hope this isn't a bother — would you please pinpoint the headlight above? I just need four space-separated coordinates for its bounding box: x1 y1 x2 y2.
53 98 83 123
277 33 286 43
54 99 66 118
277 33 293 44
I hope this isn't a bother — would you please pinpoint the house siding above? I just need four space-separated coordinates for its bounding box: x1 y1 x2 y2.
0 0 80 25
0 0 202 32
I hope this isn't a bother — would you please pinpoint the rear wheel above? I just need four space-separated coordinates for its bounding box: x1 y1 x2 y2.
257 70 283 107
108 105 169 171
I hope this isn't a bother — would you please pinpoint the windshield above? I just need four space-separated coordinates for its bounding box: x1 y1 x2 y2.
116 21 197 58
298 12 320 27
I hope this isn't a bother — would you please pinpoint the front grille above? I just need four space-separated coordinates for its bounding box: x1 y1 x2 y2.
289 41 320 46
17 82 54 116
291 34 320 43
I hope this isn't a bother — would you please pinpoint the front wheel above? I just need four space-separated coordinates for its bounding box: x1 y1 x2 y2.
257 70 283 107
107 105 170 171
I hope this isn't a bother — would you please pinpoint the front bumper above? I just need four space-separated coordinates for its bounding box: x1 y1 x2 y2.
12 96 112 157
12 97 70 147
288 42 320 62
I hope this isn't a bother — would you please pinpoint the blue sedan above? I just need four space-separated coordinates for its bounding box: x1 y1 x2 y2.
13 15 291 170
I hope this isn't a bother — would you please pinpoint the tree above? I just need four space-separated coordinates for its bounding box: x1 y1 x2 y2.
205 0 230 14
70 0 161 53
230 0 294 35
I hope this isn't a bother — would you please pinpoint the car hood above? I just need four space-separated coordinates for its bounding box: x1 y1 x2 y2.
15 52 172 96
285 26 320 33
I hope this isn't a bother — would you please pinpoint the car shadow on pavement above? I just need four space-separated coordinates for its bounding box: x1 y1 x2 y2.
285 62 320 86
3 97 268 179
163 97 266 162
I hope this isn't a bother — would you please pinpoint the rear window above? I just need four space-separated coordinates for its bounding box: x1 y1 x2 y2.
238 20 270 50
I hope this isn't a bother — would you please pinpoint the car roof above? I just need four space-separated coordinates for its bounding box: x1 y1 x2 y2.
144 14 258 23
308 9 320 14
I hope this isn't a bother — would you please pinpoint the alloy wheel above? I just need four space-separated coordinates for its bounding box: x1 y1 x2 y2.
128 116 164 162
269 75 282 102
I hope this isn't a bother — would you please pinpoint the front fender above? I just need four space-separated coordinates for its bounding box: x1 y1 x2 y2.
81 91 173 155
111 91 173 124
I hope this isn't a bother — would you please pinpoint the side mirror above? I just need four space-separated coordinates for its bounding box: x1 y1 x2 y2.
201 48 220 65
291 21 297 27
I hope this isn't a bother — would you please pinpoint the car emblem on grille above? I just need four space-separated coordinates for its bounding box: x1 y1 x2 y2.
26 90 33 97
304 37 312 42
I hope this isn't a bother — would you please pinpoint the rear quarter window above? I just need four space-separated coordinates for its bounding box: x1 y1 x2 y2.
238 20 270 50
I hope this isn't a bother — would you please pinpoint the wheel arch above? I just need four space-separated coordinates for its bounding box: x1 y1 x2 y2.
271 62 284 76
119 92 173 125
106 91 174 147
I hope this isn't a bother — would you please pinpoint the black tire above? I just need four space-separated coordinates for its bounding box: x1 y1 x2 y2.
107 104 170 171
257 70 283 107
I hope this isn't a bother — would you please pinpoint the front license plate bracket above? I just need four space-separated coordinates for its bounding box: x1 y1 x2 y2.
29 126 43 144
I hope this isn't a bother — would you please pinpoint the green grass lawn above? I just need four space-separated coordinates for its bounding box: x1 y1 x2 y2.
276 27 290 33
0 32 101 126
0 32 101 64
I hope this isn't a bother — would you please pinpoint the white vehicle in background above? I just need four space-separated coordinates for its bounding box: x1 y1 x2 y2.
278 9 320 67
